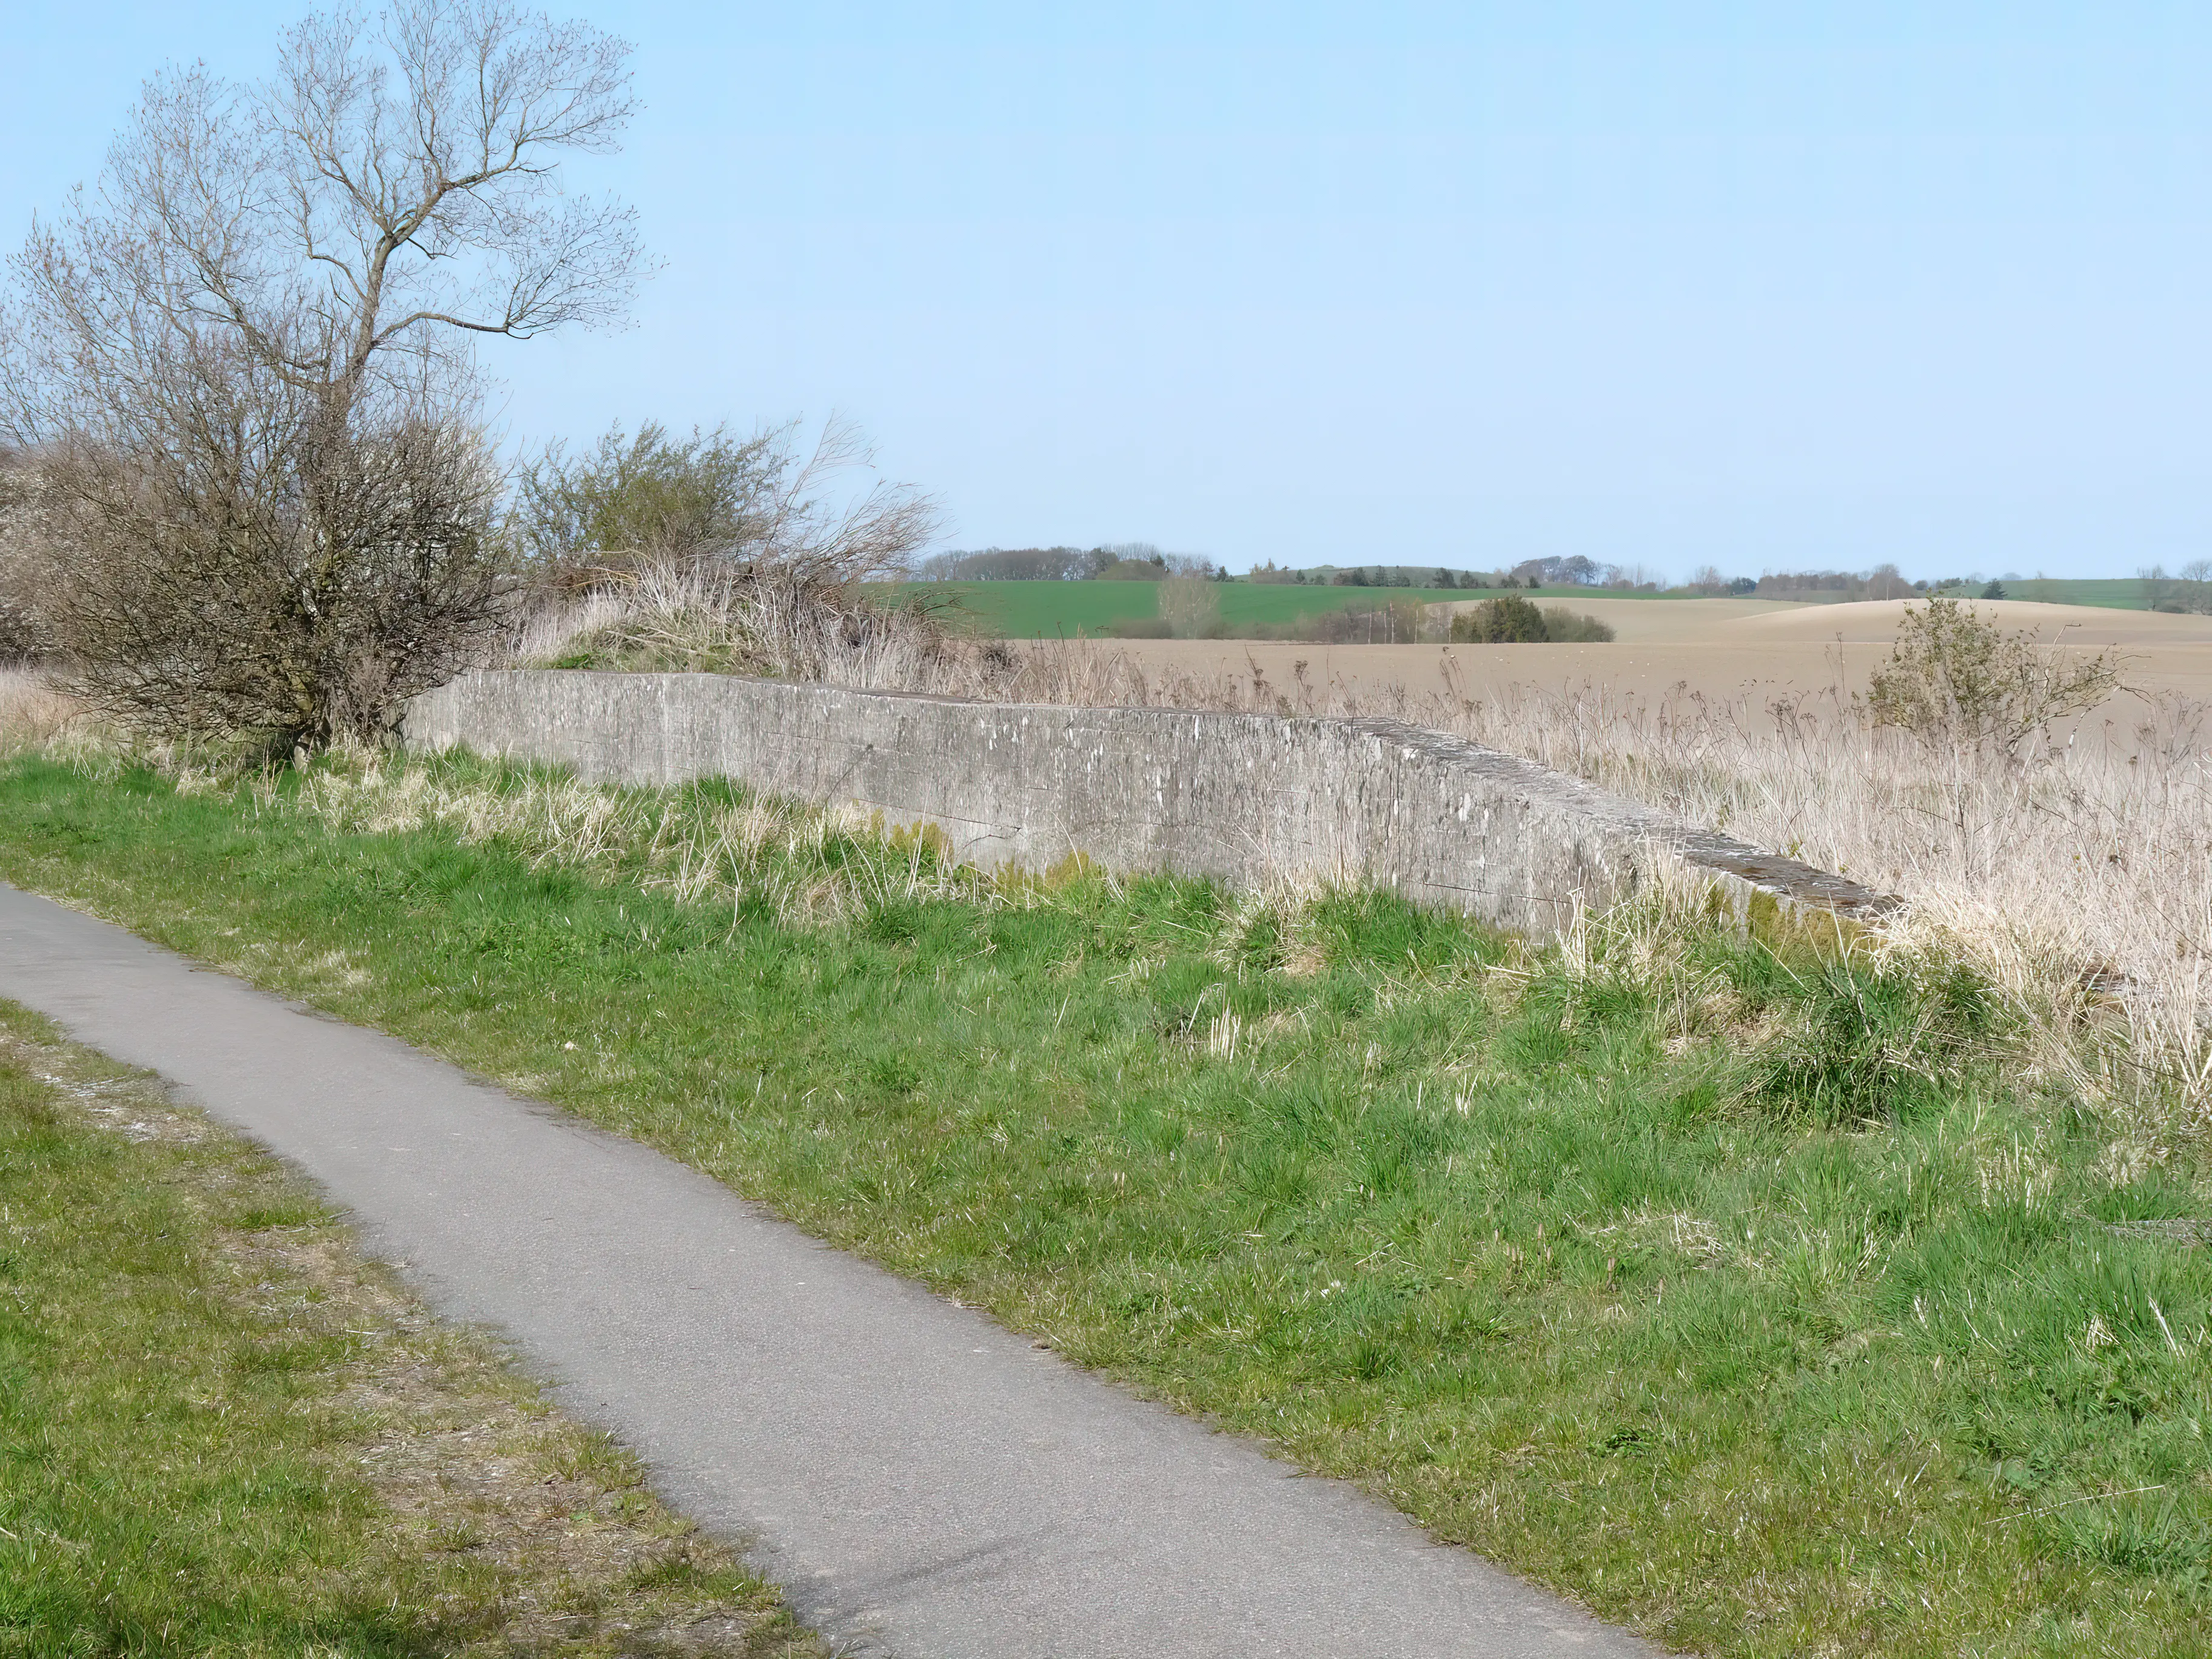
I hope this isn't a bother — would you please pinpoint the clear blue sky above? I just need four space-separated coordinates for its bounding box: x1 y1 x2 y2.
4 2 2206 579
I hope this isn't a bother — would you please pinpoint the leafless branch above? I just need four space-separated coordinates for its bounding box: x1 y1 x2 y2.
0 1 646 747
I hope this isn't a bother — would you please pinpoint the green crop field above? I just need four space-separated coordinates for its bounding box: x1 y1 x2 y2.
1997 578 2151 610
893 578 2156 637
896 580 1642 638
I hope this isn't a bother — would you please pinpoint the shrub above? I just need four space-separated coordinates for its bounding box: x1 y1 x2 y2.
0 597 43 666
1447 595 1614 643
1538 604 1617 643
514 423 786 588
0 457 55 664
524 558 979 689
1866 597 2124 759
1451 594 1548 643
36 409 510 750
511 415 947 697
515 417 936 600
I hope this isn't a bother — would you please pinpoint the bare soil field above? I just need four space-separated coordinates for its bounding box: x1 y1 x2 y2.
1097 599 2212 734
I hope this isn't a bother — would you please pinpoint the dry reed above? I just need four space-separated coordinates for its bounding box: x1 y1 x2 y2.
511 563 1014 695
0 666 83 754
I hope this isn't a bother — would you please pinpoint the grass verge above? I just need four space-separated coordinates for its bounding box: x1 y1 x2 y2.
0 996 825 1658
2 747 2211 1657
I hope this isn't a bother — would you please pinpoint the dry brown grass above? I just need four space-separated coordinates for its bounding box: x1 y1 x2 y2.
512 563 1014 695
290 749 1014 930
0 665 82 752
354 605 2212 1126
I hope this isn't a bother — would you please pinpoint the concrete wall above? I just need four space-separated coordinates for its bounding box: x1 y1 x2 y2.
401 669 1892 937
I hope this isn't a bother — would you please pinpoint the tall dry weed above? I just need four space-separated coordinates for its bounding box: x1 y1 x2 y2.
0 668 84 755
511 561 1016 696
290 749 1021 930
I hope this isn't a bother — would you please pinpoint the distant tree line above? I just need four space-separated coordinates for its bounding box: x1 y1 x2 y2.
914 549 1675 591
1301 555 1676 591
1746 563 1915 601
2143 562 2212 614
902 546 2107 611
1251 556 1662 591
917 545 1227 582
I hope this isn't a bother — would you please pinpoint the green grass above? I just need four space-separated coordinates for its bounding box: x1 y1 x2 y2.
0 994 823 1658
2 749 2210 1656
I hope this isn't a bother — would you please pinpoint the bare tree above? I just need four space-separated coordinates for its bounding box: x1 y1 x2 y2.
1865 562 1913 601
1 0 646 748
0 446 56 663
1156 575 1222 638
2145 560 2212 615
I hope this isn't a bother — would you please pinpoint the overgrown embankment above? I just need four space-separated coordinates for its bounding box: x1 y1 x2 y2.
1 743 2209 1658
503 594 2212 1127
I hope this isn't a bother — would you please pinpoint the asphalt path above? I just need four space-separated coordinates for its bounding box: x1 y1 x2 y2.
0 882 1654 1658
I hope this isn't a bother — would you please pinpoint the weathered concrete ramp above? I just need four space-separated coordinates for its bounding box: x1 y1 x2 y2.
0 883 1652 1659
404 669 1891 938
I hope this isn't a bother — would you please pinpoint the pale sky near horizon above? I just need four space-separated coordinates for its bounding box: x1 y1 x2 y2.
2 3 2206 580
